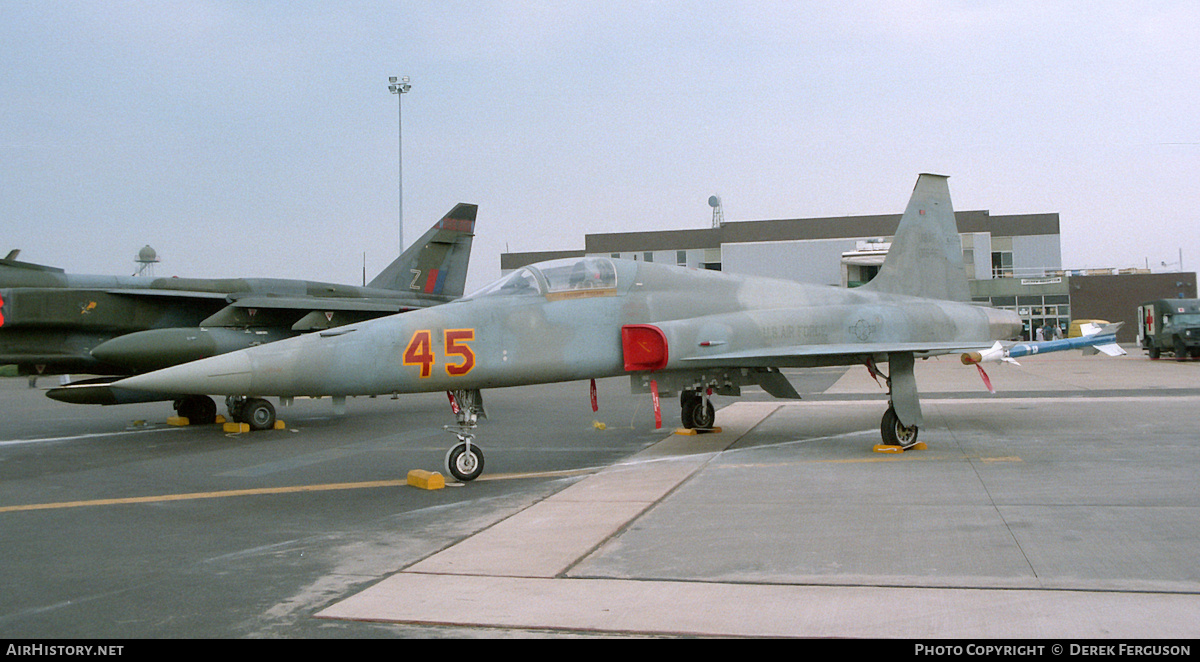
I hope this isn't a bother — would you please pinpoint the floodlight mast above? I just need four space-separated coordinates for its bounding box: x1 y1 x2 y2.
387 75 412 252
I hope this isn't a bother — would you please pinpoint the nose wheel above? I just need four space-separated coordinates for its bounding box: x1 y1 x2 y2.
443 389 487 482
444 433 485 482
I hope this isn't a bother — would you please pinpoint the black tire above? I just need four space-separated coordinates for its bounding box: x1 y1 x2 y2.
1175 337 1187 362
445 442 485 482
176 395 217 425
684 397 716 429
242 398 276 431
881 406 919 447
1148 345 1160 360
680 393 697 429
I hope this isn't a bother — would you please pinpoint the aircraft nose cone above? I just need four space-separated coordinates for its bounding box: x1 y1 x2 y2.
93 329 214 372
115 350 254 395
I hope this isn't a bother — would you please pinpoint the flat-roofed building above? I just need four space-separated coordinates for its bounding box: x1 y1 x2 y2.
500 209 1194 343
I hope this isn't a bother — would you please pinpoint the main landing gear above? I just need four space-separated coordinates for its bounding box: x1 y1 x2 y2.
174 395 218 425
870 354 922 450
173 394 276 430
880 404 919 448
443 389 486 482
680 388 716 429
225 395 277 431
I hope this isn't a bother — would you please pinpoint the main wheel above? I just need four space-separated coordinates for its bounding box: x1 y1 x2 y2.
881 406 919 447
445 442 485 482
680 393 697 428
684 396 716 429
176 395 217 425
242 397 276 431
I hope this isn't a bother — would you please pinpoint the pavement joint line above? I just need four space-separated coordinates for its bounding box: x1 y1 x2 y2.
316 392 1198 635
316 571 1200 638
322 402 786 621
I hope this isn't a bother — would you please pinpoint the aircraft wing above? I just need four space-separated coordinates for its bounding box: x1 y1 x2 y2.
198 296 415 330
104 289 414 329
679 341 996 366
217 296 409 313
104 290 410 310
105 288 231 300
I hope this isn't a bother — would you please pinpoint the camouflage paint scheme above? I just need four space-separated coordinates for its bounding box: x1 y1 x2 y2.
119 175 1033 479
1 204 475 421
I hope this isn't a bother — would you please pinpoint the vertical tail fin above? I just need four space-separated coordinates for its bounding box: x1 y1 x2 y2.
368 203 477 298
861 174 970 302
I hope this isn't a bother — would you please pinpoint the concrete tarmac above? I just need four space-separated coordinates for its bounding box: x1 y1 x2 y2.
2 350 1199 638
319 351 1200 638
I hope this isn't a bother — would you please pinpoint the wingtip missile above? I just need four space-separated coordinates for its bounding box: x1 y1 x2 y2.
961 323 1125 366
960 342 1017 366
960 323 1125 392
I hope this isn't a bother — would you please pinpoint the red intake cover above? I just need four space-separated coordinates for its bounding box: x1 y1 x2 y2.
621 324 668 371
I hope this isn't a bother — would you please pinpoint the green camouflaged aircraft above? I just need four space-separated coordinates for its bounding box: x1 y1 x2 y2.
1 204 475 423
116 175 1034 480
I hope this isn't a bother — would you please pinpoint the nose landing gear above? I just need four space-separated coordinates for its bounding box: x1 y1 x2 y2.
443 389 487 482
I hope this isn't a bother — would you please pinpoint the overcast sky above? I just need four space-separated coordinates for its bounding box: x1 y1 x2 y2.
3 1 1197 293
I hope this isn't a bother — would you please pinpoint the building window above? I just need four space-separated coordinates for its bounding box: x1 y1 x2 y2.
991 251 1013 278
676 250 687 266
1012 294 1070 341
643 252 653 263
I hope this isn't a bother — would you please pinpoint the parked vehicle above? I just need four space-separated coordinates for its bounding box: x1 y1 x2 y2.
1138 299 1200 360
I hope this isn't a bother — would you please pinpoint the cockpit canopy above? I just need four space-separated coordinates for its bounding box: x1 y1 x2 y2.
466 257 621 301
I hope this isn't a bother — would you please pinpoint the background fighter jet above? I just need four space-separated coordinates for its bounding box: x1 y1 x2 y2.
116 175 1115 481
1 204 476 423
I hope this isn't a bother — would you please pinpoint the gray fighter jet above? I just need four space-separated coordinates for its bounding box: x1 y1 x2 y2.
116 175 1110 480
2 204 475 423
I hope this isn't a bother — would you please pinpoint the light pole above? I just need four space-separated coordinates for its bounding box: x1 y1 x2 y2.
388 75 411 252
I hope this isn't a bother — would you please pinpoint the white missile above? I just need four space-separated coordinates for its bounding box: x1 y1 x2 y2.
960 323 1125 393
